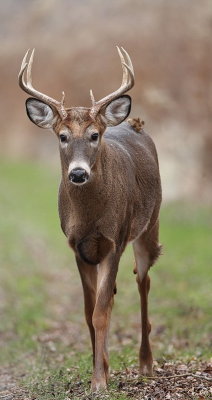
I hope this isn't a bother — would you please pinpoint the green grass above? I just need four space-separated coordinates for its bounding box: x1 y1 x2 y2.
0 159 211 399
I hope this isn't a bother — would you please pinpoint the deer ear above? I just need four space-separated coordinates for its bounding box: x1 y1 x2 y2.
25 98 58 129
101 95 131 126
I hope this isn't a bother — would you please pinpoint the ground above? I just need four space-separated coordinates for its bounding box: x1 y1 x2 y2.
0 160 211 399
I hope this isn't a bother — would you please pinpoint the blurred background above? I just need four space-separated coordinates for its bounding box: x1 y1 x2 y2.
0 1 211 398
1 0 211 201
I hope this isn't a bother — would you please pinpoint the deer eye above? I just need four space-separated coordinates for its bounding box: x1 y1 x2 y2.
91 133 99 141
60 134 67 143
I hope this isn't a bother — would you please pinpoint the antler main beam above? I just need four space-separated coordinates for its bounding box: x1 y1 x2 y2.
89 46 135 119
19 47 134 121
18 49 67 119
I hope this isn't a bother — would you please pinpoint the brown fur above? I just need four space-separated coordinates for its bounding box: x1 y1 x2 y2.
24 97 162 392
19 48 162 392
56 110 162 390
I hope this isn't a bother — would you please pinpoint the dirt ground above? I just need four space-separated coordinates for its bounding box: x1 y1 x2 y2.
0 359 211 400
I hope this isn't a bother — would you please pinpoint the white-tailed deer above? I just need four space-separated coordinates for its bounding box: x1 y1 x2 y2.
19 47 162 392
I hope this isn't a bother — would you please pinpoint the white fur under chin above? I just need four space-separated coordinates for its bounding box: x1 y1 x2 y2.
70 179 88 186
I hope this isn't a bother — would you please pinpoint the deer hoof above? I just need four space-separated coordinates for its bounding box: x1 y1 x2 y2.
140 363 153 376
91 378 107 392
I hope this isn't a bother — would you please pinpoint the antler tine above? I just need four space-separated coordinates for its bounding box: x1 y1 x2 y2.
90 89 95 107
20 49 30 72
18 50 30 91
89 47 135 119
117 46 128 85
121 61 135 86
121 47 134 76
26 48 35 87
61 91 66 106
18 49 67 119
118 47 135 88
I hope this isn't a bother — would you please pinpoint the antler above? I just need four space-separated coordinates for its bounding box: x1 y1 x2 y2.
89 46 134 119
18 49 67 119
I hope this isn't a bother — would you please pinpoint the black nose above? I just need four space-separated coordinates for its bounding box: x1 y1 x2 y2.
69 168 88 183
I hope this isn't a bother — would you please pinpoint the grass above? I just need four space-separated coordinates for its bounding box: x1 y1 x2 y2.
0 159 211 399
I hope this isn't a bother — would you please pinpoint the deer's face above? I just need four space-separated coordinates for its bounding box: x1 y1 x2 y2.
25 96 131 185
57 109 104 185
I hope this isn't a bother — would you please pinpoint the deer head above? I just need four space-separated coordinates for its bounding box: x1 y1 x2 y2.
19 47 134 185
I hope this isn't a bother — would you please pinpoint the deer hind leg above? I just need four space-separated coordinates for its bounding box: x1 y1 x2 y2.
76 257 97 366
133 220 161 376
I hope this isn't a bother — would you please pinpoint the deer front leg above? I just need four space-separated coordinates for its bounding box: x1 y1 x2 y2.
91 253 119 392
76 257 97 365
